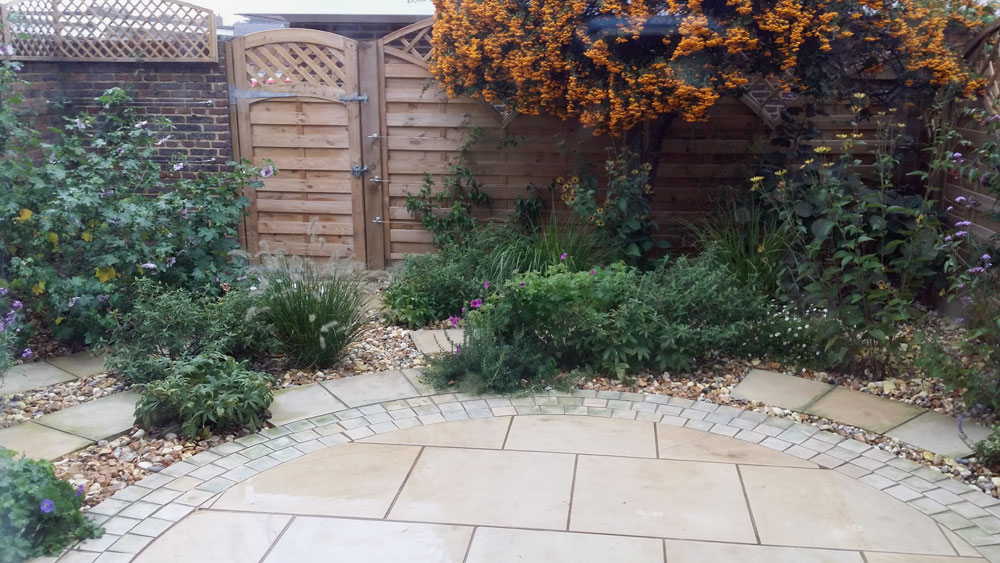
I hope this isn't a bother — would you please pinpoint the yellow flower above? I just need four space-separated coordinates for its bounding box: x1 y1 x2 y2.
596 219 605 227
55 317 64 325
775 170 787 177
82 232 93 242
95 267 117 283
757 243 765 253
835 134 848 139
852 92 866 99
31 281 46 295
596 207 604 214
916 214 924 225
15 208 33 222
47 232 58 244
813 146 831 154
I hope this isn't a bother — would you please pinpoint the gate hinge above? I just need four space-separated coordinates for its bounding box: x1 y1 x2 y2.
351 164 369 178
340 92 368 104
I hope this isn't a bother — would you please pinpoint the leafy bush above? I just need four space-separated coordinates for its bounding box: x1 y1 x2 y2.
0 287 30 383
134 353 274 438
0 449 101 562
383 220 608 328
105 280 278 384
974 425 1000 467
758 107 946 375
431 253 794 391
561 152 665 264
257 255 367 368
0 82 268 344
916 337 1000 415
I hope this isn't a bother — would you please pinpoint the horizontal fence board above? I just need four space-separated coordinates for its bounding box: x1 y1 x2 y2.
259 178 353 194
256 199 354 214
258 221 356 236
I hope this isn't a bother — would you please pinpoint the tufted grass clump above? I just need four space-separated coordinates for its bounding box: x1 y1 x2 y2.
257 254 368 369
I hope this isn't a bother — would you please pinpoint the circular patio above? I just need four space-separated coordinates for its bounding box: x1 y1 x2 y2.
127 415 982 562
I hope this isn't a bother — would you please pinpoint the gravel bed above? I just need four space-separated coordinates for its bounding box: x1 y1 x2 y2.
0 372 131 428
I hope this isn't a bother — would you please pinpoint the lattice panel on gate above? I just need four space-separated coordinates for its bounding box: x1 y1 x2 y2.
243 42 348 89
0 0 216 62
382 18 433 69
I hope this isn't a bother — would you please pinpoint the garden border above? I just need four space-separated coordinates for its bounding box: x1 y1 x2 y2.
56 374 1000 563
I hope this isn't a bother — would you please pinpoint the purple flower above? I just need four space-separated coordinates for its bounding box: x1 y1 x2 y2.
470 299 483 309
141 262 156 270
518 282 526 287
955 196 967 204
172 163 185 172
461 306 466 313
952 152 963 160
960 295 974 307
260 165 275 178
590 269 595 275
11 300 21 310
484 281 490 290
21 348 32 359
983 115 1000 125
39 499 54 513
955 221 972 227
968 266 985 274
455 345 461 354
956 317 965 324
156 135 172 146
76 483 84 497
955 231 968 238
946 206 954 212
560 252 567 260
944 236 953 242
71 118 86 131
0 287 8 296
448 315 461 328
1 44 14 56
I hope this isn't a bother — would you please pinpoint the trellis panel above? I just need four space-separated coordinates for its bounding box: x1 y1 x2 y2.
0 0 216 62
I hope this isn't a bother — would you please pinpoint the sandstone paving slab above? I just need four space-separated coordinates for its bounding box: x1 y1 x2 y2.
263 517 472 563
320 370 420 408
862 554 986 562
569 456 757 543
213 442 420 517
656 423 817 468
33 391 139 441
133 510 290 563
361 416 510 449
389 446 575 529
806 387 924 434
664 540 864 562
504 415 657 458
740 464 955 554
731 369 834 411
887 411 991 458
268 383 346 426
466 527 663 563
46 351 108 378
409 329 463 354
0 361 75 395
0 421 91 460
402 367 435 395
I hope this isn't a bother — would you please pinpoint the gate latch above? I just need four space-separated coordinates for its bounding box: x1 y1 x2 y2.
351 164 369 179
340 93 369 104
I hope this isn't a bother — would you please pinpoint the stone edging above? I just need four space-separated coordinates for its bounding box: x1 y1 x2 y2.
61 387 1000 563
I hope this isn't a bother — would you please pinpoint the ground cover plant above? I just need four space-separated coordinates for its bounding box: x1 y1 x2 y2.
0 448 101 562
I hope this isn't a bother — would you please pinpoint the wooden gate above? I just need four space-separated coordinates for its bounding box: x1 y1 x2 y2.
228 29 374 264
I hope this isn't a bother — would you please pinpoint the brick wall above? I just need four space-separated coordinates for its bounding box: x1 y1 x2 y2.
290 21 412 40
10 38 234 177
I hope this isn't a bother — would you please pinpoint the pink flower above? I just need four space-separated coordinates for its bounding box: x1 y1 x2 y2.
448 315 461 327
560 253 567 260
484 281 490 290
261 165 275 178
590 269 595 275
470 299 483 309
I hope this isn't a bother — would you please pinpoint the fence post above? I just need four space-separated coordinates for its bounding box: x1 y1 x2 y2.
357 39 386 270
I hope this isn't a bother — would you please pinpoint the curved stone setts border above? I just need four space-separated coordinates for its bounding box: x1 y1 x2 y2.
61 386 1000 563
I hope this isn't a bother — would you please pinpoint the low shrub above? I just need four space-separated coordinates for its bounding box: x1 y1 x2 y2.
133 353 274 438
430 252 824 392
383 220 608 328
975 425 1000 467
916 337 1000 416
105 280 278 383
0 449 101 562
257 255 367 369
1 287 30 382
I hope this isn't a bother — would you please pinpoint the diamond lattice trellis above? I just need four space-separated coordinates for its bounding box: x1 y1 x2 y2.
243 42 347 89
382 19 433 68
0 0 216 62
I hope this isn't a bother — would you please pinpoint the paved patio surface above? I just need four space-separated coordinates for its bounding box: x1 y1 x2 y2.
122 415 984 562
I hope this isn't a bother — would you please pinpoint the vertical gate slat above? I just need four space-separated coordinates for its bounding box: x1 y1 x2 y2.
344 39 368 265
358 40 386 270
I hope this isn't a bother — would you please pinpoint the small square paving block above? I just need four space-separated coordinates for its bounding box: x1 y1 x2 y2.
34 391 140 441
805 387 923 434
321 370 420 408
46 351 108 378
730 370 834 411
268 384 346 426
1 361 76 395
0 421 91 460
886 411 991 458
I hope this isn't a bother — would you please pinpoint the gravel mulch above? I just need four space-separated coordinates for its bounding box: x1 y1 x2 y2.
0 372 131 428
